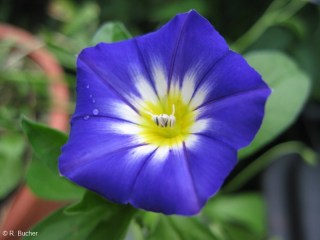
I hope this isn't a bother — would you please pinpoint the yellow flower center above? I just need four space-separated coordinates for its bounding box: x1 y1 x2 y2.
138 91 195 147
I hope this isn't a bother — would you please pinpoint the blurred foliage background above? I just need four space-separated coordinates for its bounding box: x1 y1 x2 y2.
0 0 320 239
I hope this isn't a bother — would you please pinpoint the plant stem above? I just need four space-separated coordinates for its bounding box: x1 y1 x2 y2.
222 141 318 193
231 0 307 53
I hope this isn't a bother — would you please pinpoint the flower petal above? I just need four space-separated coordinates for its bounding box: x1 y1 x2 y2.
184 135 236 205
194 87 270 149
73 54 142 123
128 134 237 215
190 51 270 109
187 51 271 149
61 146 157 204
129 145 201 215
59 118 158 203
59 117 143 173
135 10 229 97
77 39 159 109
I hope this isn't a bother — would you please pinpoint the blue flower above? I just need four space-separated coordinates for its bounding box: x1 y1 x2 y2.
59 10 271 215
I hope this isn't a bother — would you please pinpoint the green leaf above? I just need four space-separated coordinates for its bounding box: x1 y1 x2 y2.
89 206 136 240
220 222 262 240
24 207 103 240
140 212 160 233
292 40 320 102
91 22 132 45
150 1 207 22
62 2 99 36
169 217 217 240
22 117 84 200
124 221 144 240
65 191 137 240
247 26 295 52
0 133 24 198
25 191 136 240
147 215 216 240
47 44 77 70
147 216 180 240
21 117 66 173
203 193 266 235
0 39 18 67
240 51 311 158
26 156 83 200
64 190 111 215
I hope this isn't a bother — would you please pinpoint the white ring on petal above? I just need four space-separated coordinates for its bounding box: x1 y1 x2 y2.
129 145 158 161
131 66 158 103
190 119 210 134
109 122 141 135
181 71 196 104
111 101 141 124
152 146 170 163
184 134 200 150
151 60 168 98
189 81 211 109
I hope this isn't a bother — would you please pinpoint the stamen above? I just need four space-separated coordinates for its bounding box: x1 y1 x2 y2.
145 104 176 128
171 104 175 115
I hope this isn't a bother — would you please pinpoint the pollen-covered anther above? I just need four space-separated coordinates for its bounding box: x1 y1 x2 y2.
146 104 176 128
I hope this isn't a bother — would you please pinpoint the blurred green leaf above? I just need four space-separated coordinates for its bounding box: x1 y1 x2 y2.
21 117 66 172
24 207 102 240
140 212 160 233
0 70 49 133
310 23 320 102
91 22 132 45
46 44 77 70
125 221 144 240
48 0 75 22
146 216 180 240
22 117 84 200
292 30 320 102
240 51 311 158
62 2 99 36
25 191 136 240
89 205 136 240
220 222 262 240
150 1 207 22
247 26 296 52
69 191 136 240
204 193 266 236
0 133 24 198
0 70 48 84
41 31 84 70
26 156 84 200
147 215 216 240
64 190 111 215
0 40 16 66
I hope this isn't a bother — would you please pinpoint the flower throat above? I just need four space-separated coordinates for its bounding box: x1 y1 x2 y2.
146 105 176 128
138 91 195 147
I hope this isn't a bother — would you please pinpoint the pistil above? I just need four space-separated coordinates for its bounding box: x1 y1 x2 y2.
146 104 176 128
